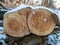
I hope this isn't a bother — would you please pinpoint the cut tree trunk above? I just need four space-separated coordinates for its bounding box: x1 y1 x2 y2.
3 7 32 37
28 9 56 36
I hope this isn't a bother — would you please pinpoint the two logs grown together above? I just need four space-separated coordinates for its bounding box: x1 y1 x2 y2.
3 7 58 37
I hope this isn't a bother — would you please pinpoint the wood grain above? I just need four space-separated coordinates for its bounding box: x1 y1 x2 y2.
3 7 32 37
28 9 56 36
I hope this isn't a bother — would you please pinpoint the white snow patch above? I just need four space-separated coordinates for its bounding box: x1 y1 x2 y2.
47 30 60 45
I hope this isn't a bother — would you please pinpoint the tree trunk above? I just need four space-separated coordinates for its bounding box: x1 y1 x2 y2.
3 7 32 37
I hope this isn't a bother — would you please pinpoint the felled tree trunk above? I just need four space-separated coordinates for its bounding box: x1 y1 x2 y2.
28 9 56 36
3 7 32 37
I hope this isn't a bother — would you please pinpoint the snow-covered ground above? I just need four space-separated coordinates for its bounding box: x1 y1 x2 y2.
46 30 60 45
0 20 7 45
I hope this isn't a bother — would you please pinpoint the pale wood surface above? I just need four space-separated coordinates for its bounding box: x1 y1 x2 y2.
3 7 32 37
28 9 56 36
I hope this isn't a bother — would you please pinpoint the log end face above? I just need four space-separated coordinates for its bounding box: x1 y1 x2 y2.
8 19 20 32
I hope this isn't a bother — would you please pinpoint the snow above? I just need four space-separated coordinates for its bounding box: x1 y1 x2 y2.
0 20 7 45
4 3 29 17
4 3 60 25
0 34 7 39
4 3 60 17
0 27 7 45
47 30 60 45
4 3 56 17
0 40 7 45
0 27 4 30
0 27 4 34
0 20 2 23
0 31 7 45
